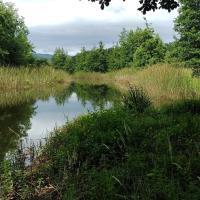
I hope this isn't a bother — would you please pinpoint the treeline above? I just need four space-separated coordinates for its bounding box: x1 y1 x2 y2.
52 0 200 73
0 0 199 70
52 27 167 73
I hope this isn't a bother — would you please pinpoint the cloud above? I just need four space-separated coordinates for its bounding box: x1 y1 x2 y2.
4 0 178 54
29 19 176 55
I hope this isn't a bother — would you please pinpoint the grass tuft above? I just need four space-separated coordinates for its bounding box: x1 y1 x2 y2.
122 86 151 113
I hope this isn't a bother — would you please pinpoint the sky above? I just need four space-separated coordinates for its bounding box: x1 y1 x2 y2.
3 0 178 55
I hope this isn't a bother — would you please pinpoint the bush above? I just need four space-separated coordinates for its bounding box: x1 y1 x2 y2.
133 36 166 68
3 94 200 199
122 86 151 113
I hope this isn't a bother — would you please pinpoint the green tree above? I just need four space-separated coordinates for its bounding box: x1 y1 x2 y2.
65 55 75 73
52 48 75 73
119 28 156 67
133 34 166 67
0 1 33 66
87 42 108 72
107 45 125 70
52 48 66 69
174 0 200 68
75 47 88 71
164 42 184 64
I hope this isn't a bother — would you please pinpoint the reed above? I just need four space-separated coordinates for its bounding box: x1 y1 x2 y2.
73 64 200 105
0 64 199 106
0 66 71 91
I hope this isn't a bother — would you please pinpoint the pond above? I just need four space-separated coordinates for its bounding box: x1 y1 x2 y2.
0 83 122 162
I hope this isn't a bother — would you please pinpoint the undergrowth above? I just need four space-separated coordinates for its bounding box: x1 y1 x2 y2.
1 88 200 199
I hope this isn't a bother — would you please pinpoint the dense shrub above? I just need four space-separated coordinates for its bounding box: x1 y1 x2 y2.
3 95 200 199
133 36 166 67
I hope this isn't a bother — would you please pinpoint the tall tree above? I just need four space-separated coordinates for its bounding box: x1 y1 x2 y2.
87 42 108 72
52 48 66 69
174 0 200 68
88 0 179 14
119 28 155 66
0 1 33 66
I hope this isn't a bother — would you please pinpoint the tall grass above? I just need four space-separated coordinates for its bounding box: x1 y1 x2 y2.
0 64 199 106
73 64 200 105
0 66 71 90
131 64 200 105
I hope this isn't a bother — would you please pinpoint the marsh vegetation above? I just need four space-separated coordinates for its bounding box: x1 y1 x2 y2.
0 0 200 199
1 88 200 199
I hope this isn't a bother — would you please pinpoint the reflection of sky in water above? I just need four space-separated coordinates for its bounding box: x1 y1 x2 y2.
26 92 109 143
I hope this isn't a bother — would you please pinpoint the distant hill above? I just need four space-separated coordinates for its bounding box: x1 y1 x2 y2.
33 53 52 60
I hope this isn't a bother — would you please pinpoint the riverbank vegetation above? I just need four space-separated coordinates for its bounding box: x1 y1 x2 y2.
1 88 200 199
73 64 200 105
0 63 199 106
0 67 71 91
0 0 200 199
51 0 200 73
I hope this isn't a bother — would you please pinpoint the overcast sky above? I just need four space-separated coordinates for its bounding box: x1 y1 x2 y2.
4 0 178 55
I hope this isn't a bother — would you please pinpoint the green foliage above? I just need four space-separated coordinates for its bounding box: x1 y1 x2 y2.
174 0 200 68
114 27 166 68
119 28 154 66
42 101 200 199
61 26 168 72
65 56 75 74
123 86 151 113
86 42 108 72
0 1 33 66
52 48 75 73
107 45 125 70
74 42 108 72
52 48 66 69
29 57 50 67
165 42 184 64
74 47 88 71
0 160 13 197
133 35 166 67
4 96 200 199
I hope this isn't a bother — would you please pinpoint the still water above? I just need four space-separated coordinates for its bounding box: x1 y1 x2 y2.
0 83 121 161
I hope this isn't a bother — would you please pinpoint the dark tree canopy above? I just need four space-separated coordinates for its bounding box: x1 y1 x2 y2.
88 0 179 14
0 1 33 66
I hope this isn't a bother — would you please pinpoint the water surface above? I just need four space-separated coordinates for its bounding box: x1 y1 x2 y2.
0 83 121 161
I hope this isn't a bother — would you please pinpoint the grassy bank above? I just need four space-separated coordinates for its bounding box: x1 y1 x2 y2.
73 64 200 105
0 66 71 91
1 64 200 199
1 89 200 199
0 64 199 106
